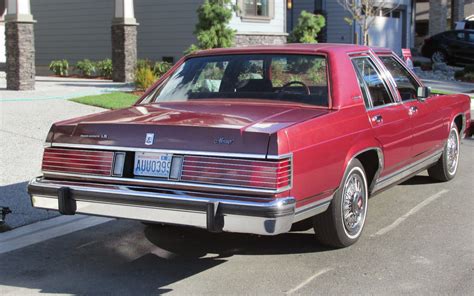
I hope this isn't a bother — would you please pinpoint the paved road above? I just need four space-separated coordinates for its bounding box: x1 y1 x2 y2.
0 138 472 295
0 97 104 228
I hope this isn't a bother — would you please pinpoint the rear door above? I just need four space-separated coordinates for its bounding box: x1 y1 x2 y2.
351 55 413 177
379 55 446 159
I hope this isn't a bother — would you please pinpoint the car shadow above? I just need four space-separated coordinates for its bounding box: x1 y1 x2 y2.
144 224 330 259
399 175 438 186
0 219 330 294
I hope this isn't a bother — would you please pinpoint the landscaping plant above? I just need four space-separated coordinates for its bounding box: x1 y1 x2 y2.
97 59 113 79
153 61 173 78
288 11 325 43
137 59 154 71
135 67 156 90
49 60 69 77
75 59 96 77
454 65 474 83
186 0 236 54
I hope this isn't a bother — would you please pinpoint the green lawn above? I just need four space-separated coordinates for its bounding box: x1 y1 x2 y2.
70 92 140 109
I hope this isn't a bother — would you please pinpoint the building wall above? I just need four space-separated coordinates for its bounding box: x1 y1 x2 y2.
31 0 287 69
32 0 113 67
229 0 286 34
324 1 353 43
467 0 474 16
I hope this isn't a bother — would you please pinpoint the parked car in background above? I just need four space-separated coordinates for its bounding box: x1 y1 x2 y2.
421 29 474 64
28 44 471 248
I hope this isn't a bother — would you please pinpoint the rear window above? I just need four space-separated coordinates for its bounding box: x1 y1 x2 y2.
143 54 329 106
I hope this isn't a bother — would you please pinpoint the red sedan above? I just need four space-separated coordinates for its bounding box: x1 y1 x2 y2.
28 44 471 248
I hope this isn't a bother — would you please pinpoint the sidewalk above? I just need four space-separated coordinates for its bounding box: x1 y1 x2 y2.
422 78 474 97
0 76 133 229
0 76 134 101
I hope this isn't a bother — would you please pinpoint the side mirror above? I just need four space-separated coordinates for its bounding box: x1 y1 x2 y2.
417 86 431 101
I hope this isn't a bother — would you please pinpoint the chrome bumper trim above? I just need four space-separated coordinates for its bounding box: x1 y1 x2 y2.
28 177 296 235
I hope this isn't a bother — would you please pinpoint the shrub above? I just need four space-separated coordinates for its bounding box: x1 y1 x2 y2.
153 61 172 78
288 11 326 43
96 59 113 79
463 64 474 74
75 59 96 77
463 72 474 82
49 60 69 77
454 70 465 80
186 0 236 54
136 59 153 71
135 67 156 90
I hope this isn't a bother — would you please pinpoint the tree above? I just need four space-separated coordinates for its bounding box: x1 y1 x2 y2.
288 11 326 43
186 0 236 54
337 0 401 45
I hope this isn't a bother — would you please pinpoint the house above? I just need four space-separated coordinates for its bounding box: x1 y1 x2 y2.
1 0 417 84
27 0 289 75
287 0 415 54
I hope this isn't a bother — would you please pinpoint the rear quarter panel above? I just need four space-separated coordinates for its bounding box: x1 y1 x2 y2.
282 104 379 208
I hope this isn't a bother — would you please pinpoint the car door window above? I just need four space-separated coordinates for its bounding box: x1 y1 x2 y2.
351 57 394 108
467 32 474 43
379 56 420 101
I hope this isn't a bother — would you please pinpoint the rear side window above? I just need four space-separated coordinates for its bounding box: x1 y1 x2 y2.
380 56 419 101
351 57 394 108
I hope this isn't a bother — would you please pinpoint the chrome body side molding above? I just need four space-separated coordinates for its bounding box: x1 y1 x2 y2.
372 148 443 193
294 194 333 223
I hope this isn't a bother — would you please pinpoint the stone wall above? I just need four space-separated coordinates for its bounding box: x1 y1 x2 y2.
111 24 137 83
5 22 35 90
429 0 448 36
234 33 287 47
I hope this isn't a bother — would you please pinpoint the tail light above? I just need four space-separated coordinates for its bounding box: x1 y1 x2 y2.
42 148 114 176
180 156 292 191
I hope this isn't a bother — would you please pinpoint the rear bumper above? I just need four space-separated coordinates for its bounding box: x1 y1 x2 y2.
28 177 296 235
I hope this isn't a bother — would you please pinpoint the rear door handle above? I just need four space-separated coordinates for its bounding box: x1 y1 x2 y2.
371 115 383 124
409 106 418 116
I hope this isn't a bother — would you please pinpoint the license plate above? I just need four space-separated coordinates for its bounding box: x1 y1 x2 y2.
134 152 172 178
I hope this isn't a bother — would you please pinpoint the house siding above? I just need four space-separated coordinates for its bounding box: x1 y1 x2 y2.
324 1 353 44
32 0 113 66
31 0 287 68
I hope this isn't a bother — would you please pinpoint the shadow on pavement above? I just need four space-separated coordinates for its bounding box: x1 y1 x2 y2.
144 223 329 259
0 181 58 229
0 220 328 295
0 219 329 294
400 175 438 186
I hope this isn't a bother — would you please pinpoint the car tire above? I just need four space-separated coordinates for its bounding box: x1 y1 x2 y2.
428 125 460 182
313 159 368 248
431 49 448 63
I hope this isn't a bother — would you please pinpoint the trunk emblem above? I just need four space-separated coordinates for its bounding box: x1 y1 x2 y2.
145 133 155 145
214 137 234 145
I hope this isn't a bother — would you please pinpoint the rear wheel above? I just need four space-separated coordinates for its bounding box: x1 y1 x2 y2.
313 159 368 248
431 49 447 63
428 125 460 181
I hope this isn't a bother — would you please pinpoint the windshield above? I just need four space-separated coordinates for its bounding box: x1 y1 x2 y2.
143 54 329 106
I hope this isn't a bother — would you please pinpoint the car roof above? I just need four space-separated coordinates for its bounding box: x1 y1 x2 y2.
189 43 392 57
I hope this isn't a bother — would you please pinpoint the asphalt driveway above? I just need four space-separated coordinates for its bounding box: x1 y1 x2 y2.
0 77 125 228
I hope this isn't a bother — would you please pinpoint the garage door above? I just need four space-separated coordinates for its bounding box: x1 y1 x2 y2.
368 10 403 54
